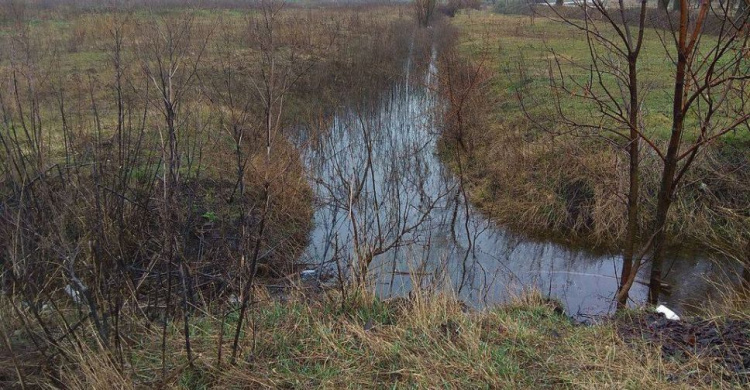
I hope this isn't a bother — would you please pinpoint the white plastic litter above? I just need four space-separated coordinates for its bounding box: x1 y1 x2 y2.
64 284 82 304
656 304 680 321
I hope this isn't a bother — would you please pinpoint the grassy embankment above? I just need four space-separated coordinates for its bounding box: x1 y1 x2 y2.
441 9 748 256
3 286 748 389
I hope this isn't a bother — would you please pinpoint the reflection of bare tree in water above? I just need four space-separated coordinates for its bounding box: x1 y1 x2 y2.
300 33 462 288
296 26 728 318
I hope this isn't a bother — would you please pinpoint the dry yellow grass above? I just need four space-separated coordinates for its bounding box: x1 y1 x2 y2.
3 286 744 389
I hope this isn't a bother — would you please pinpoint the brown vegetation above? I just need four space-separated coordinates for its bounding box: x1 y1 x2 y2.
0 1 417 386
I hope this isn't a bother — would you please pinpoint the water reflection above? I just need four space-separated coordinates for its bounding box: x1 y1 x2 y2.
294 41 728 317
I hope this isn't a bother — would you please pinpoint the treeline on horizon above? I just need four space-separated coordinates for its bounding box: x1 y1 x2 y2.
0 0 413 11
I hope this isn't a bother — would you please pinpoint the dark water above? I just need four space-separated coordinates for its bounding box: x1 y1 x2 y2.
295 43 732 317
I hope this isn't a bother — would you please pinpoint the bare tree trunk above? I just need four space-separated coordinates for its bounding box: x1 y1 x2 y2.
743 237 750 291
139 10 207 371
231 0 287 363
539 0 649 309
648 0 691 304
618 54 641 309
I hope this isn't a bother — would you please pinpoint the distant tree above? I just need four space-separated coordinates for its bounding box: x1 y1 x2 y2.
414 0 437 27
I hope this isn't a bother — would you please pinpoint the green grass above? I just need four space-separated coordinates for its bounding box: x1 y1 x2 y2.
454 10 749 145
4 288 742 389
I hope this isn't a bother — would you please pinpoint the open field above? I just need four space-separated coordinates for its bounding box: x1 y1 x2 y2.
455 8 749 144
440 9 749 254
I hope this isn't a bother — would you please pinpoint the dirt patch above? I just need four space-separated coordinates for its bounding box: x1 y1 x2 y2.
617 312 750 384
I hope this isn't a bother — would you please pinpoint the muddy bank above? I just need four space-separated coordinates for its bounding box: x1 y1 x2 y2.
617 311 750 385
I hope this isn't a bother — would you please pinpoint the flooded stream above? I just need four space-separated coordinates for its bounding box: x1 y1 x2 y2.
295 40 730 317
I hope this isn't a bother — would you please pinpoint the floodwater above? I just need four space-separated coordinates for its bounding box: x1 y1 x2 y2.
295 41 731 317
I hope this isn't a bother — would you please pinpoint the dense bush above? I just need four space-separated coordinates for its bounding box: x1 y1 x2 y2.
439 0 482 17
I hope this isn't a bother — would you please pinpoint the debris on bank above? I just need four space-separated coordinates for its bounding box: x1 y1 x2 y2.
617 311 750 383
655 304 680 321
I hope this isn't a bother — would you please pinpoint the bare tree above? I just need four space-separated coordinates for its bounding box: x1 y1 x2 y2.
414 0 438 27
535 1 749 306
528 0 650 308
0 1 431 385
230 0 321 363
645 0 749 302
138 9 209 371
